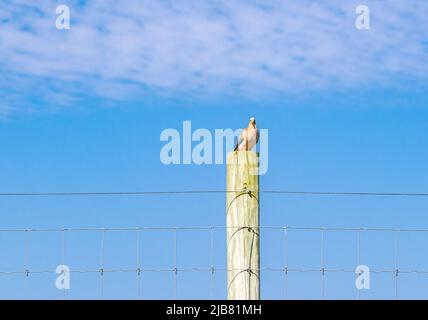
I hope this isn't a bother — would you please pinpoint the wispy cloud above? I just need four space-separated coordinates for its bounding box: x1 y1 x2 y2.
0 0 427 114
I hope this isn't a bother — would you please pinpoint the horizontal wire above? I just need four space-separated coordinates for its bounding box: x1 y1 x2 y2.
263 190 428 197
1 267 428 275
0 190 427 197
1 226 428 232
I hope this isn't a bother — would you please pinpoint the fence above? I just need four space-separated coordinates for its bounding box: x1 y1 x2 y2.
1 188 427 299
1 225 428 299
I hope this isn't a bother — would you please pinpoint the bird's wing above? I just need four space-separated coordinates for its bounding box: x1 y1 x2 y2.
234 128 247 151
256 128 259 143
234 137 243 151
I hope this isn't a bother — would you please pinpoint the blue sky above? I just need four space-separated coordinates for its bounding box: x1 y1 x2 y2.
0 0 428 299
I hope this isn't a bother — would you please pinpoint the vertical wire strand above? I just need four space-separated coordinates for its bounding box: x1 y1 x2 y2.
173 228 178 300
100 229 106 299
210 226 215 300
284 226 288 299
136 228 142 300
394 230 399 300
357 228 361 300
62 228 67 300
24 229 29 300
321 229 325 300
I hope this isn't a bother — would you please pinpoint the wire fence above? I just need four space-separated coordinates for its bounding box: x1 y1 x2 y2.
1 225 428 299
1 190 428 197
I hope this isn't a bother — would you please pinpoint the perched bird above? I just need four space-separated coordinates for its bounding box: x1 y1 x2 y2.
234 117 259 151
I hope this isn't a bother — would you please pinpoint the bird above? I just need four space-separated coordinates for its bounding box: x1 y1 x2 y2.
234 116 259 151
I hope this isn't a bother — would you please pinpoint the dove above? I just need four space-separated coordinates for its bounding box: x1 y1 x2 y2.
234 117 259 151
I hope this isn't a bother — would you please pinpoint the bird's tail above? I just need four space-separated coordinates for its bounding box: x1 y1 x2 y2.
234 138 242 151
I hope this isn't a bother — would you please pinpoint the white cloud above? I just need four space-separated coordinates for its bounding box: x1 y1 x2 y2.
0 0 427 113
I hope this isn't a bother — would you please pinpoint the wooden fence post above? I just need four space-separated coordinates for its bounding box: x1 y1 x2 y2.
226 151 260 300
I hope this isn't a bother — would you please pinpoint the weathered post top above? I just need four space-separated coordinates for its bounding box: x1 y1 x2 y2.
226 151 260 300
